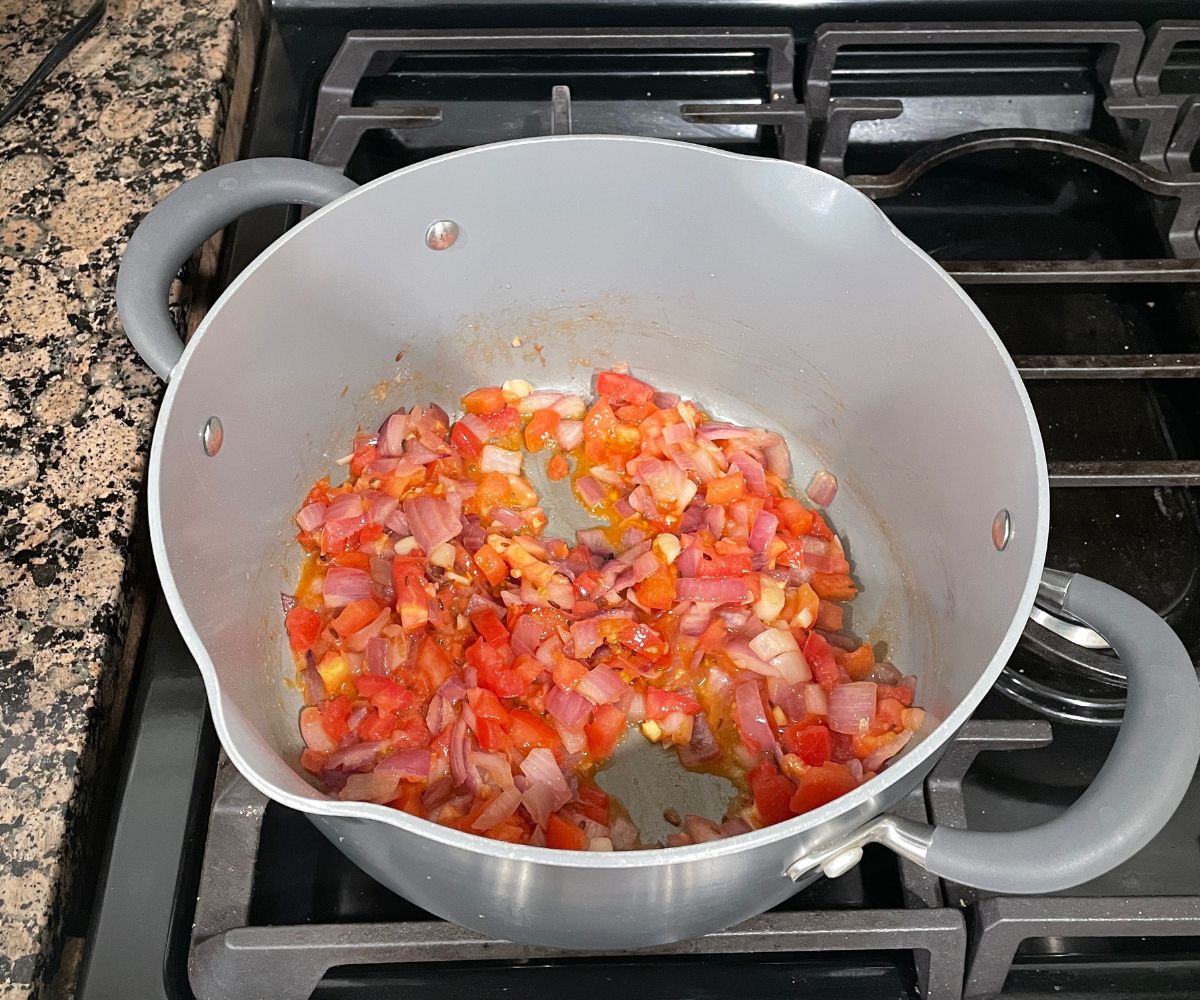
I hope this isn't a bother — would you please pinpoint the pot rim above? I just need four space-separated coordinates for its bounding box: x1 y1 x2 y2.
148 134 1050 868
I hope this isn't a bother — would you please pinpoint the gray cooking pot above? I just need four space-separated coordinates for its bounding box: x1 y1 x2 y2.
116 136 1200 949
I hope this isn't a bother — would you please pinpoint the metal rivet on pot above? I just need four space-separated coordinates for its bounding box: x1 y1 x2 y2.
425 220 459 251
820 846 864 879
992 509 1012 551
201 417 223 456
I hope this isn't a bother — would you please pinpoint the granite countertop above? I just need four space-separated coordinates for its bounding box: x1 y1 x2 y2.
0 0 244 993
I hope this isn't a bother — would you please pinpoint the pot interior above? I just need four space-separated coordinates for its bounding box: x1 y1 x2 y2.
151 137 1045 818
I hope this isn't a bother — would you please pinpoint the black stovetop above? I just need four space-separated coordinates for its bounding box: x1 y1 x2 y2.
78 6 1200 999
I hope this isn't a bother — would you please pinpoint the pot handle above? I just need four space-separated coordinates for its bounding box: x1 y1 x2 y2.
116 158 358 381
786 570 1200 892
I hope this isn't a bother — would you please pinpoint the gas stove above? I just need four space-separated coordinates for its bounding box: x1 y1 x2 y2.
78 7 1200 999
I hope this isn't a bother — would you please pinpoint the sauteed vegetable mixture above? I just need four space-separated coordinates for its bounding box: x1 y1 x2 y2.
284 371 923 850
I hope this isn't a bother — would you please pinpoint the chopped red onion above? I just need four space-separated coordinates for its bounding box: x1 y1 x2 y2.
471 786 523 831
378 412 409 456
724 639 780 678
325 740 385 773
403 439 442 466
551 394 587 419
683 814 724 844
569 617 601 658
678 600 715 636
704 505 726 537
365 636 389 675
325 493 365 522
458 412 490 445
828 682 878 735
490 506 524 532
576 528 615 556
517 390 562 414
697 422 753 440
806 469 839 507
449 717 472 788
469 750 515 790
575 476 607 508
519 748 571 827
762 434 791 477
556 419 584 451
728 452 767 495
376 748 432 781
480 445 522 475
734 681 776 753
846 758 864 782
803 682 829 716
510 614 546 657
403 495 463 552
677 577 750 604
862 731 913 773
748 509 779 554
546 684 592 730
296 503 326 532
720 817 753 838
677 711 720 767
322 566 373 608
576 665 625 705
339 770 402 804
300 707 335 752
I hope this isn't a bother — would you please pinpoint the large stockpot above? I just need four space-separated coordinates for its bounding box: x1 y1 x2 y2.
117 136 1200 949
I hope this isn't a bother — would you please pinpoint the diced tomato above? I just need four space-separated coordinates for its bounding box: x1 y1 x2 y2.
472 545 508 587
284 606 321 653
815 601 844 632
356 675 414 713
318 695 353 743
783 723 832 765
582 399 619 463
486 815 529 843
467 687 512 725
842 643 875 679
877 684 914 707
451 421 483 458
349 443 378 477
462 386 506 415
471 608 510 646
595 370 655 405
357 707 400 741
617 622 668 661
748 760 797 826
552 657 590 690
331 597 384 637
482 406 521 437
574 570 606 600
644 687 702 720
705 471 745 506
789 761 858 815
415 635 454 691
807 511 833 540
524 408 561 452
546 812 589 850
547 452 570 481
804 632 840 689
467 638 526 698
635 567 676 610
578 783 610 825
585 703 627 760
695 552 753 577
508 709 563 759
775 497 815 536
812 573 858 601
391 715 432 749
876 697 905 731
474 717 511 752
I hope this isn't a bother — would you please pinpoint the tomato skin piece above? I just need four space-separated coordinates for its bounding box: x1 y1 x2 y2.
644 687 702 720
462 387 506 415
547 813 589 850
473 717 511 752
285 606 321 653
551 657 590 690
415 635 454 691
585 703 627 760
524 408 561 452
467 687 512 725
842 643 875 679
467 638 526 699
783 723 832 765
349 444 378 477
357 707 400 741
482 406 521 437
574 570 606 600
472 545 508 587
877 684 914 707
705 471 745 506
789 761 859 815
695 552 753 577
331 597 385 637
618 622 668 661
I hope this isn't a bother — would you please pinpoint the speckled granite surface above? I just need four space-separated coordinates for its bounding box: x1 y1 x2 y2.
0 0 242 993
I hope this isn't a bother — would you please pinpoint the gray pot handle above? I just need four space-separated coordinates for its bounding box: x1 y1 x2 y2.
116 158 358 381
787 570 1200 893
